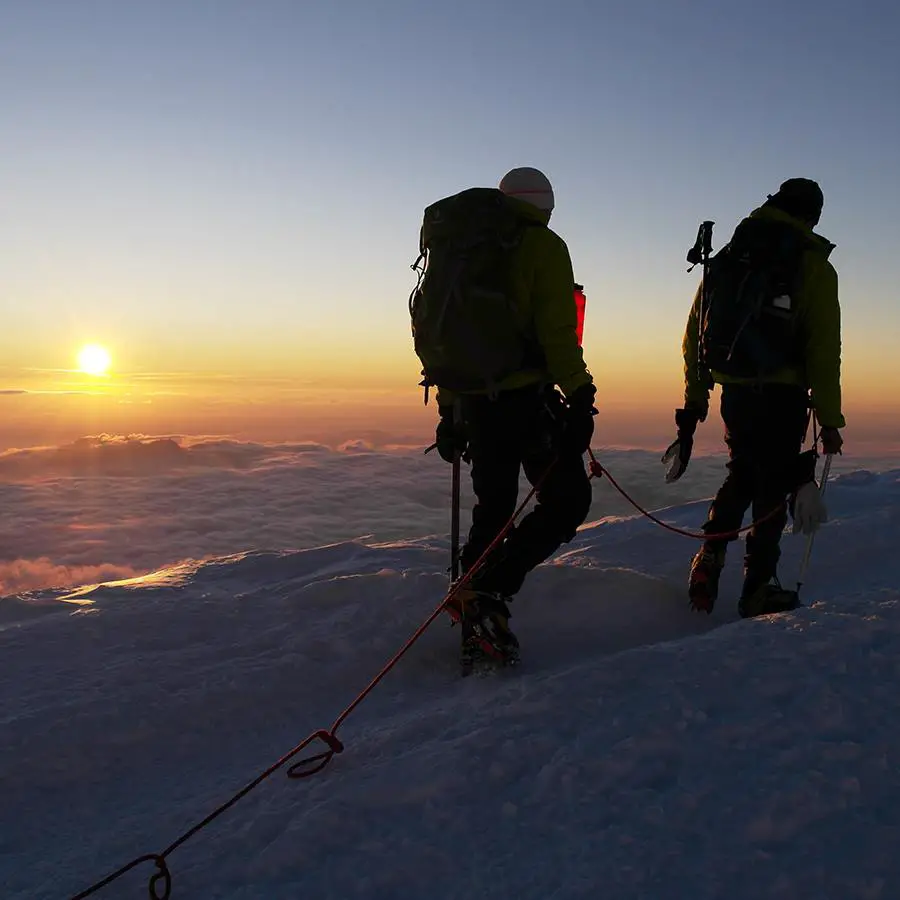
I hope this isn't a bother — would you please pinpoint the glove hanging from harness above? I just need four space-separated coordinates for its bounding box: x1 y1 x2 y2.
789 448 828 535
791 481 828 535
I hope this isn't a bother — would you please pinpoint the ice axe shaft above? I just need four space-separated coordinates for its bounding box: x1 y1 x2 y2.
797 453 834 591
450 453 461 583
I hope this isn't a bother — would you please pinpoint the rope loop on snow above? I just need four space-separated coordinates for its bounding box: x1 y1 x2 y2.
287 730 344 779
68 854 168 900
147 857 172 900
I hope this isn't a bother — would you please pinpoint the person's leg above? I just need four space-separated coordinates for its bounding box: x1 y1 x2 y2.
688 384 756 610
705 384 760 545
454 387 583 660
458 395 522 578
450 390 533 660
472 445 591 598
739 385 810 615
467 387 591 598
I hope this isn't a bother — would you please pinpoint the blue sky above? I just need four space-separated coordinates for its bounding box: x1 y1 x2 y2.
1 0 898 413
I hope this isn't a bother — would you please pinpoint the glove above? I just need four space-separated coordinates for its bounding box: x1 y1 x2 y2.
662 407 701 483
562 384 597 455
791 480 828 535
820 426 843 455
434 406 468 463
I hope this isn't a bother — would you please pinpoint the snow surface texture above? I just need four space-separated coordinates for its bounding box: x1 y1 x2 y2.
3 463 900 899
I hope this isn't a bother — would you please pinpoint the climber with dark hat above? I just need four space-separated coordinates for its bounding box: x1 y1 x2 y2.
663 178 844 618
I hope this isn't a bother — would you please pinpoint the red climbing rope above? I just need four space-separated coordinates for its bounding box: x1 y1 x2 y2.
289 456 558 774
67 460 558 900
587 449 786 542
65 444 791 899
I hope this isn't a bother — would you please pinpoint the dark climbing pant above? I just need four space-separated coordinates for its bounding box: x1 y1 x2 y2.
703 383 811 591
457 384 593 598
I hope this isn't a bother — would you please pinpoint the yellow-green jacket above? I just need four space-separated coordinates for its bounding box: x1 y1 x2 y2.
682 204 845 428
435 197 593 407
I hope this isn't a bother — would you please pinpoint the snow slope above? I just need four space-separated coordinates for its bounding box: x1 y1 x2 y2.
2 467 900 899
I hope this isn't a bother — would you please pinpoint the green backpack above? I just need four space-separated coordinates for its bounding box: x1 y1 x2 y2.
700 216 808 379
409 187 542 397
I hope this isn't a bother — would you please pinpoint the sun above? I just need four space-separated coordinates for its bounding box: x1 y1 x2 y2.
77 344 112 376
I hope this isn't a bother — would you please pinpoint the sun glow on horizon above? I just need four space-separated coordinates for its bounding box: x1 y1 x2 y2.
77 344 112 376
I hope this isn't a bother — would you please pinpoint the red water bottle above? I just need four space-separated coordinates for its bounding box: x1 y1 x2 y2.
574 283 586 347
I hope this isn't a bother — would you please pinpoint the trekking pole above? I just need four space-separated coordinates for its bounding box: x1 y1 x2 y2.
796 452 834 595
450 452 461 583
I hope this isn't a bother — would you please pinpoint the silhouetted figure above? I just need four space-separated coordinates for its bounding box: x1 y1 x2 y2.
410 167 596 662
664 178 844 617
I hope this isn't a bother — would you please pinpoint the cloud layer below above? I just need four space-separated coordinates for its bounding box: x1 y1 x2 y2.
2 434 896 595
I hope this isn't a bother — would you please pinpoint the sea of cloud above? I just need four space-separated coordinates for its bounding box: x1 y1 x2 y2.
1 433 896 595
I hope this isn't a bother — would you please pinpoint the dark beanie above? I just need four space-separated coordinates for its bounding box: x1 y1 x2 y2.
764 178 824 223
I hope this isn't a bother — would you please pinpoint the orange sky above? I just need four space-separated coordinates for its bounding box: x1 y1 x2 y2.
3 334 898 456
4 0 900 463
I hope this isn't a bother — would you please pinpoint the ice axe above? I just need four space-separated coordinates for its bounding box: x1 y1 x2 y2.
686 220 715 381
424 406 463 583
422 446 461 581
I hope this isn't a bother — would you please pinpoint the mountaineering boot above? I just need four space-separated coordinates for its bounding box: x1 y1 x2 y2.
458 616 483 676
445 587 519 664
688 544 726 613
474 591 519 663
738 573 801 619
